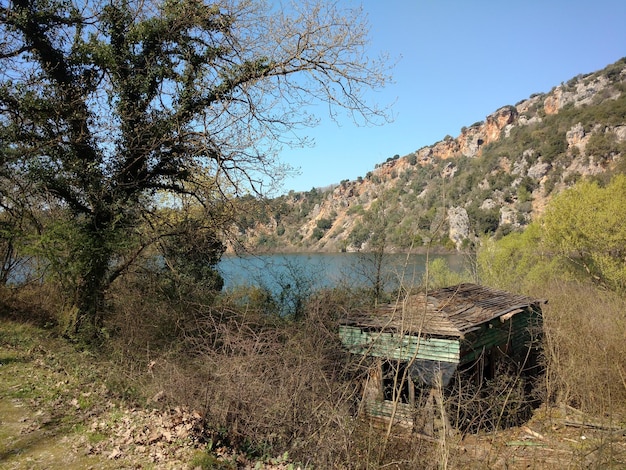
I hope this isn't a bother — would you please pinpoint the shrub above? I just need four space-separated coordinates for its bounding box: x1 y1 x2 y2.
542 175 626 292
586 131 618 159
156 291 360 466
466 206 500 236
534 280 626 418
311 227 324 240
316 217 333 230
477 224 561 291
424 258 471 289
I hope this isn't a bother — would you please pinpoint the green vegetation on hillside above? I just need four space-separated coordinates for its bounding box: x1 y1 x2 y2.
238 58 626 254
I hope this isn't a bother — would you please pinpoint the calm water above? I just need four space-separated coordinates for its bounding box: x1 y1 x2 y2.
218 252 465 292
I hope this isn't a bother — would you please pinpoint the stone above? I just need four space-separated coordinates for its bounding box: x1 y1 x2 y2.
448 207 469 250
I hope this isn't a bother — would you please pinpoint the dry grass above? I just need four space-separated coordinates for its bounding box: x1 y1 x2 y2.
531 280 626 420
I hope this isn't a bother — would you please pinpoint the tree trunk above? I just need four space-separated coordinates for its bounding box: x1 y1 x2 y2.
69 214 114 342
72 260 109 340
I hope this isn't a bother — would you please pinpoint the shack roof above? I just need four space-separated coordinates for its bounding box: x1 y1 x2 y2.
340 283 545 338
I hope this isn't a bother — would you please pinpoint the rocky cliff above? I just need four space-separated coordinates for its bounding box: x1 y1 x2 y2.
232 58 626 253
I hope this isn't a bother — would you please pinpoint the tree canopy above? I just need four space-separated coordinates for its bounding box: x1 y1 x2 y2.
0 0 391 339
541 175 626 292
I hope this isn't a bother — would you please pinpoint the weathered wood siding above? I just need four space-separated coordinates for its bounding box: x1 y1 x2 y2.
363 400 415 427
459 310 541 365
338 325 460 363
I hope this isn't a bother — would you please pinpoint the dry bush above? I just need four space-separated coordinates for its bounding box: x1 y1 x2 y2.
107 276 184 349
445 365 537 435
106 279 371 466
0 282 64 327
178 298 359 465
533 280 626 418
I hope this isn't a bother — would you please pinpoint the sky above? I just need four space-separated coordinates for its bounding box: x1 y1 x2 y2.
277 0 626 193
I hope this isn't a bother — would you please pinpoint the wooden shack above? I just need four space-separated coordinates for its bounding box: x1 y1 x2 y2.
339 283 545 433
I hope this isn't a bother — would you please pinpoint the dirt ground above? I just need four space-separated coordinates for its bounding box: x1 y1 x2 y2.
449 405 626 469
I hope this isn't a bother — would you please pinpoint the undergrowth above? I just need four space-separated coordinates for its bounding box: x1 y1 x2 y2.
2 270 626 468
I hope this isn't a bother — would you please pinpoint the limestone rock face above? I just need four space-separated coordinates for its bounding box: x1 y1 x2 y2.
448 207 470 250
613 125 626 141
480 199 498 210
528 161 551 180
484 106 517 141
500 207 517 226
566 122 586 148
544 75 618 114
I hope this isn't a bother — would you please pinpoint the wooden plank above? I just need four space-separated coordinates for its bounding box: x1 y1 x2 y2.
338 326 460 363
364 400 415 427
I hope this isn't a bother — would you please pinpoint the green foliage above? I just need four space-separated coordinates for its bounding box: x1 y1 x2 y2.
518 176 537 195
346 204 364 216
311 227 325 240
516 186 532 204
189 450 235 469
316 217 333 230
602 57 626 82
158 217 225 297
537 130 567 163
424 257 470 289
541 175 626 291
488 171 515 192
347 222 370 248
478 173 626 293
477 224 560 291
221 285 278 316
466 205 500 236
585 131 619 159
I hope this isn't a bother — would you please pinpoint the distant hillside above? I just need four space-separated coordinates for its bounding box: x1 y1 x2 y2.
230 58 626 253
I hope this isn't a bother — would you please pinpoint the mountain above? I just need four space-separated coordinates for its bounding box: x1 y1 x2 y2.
231 58 626 253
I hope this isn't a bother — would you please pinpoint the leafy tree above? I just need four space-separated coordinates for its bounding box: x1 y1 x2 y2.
157 215 225 298
477 225 559 291
479 174 626 294
0 0 390 339
541 175 626 291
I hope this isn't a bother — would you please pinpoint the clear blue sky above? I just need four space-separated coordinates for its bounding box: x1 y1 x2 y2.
278 0 626 193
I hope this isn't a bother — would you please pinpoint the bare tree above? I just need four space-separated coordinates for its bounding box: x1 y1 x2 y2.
0 0 391 339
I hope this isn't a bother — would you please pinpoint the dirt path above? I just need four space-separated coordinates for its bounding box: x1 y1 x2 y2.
0 321 201 469
0 392 111 469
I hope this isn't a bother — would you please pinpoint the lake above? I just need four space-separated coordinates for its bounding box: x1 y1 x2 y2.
218 252 466 293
